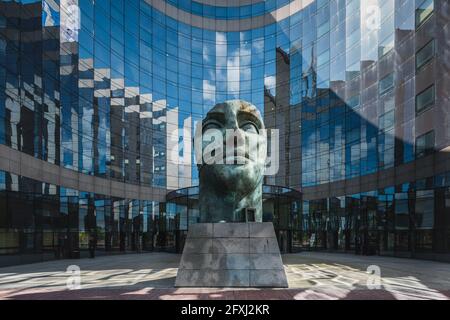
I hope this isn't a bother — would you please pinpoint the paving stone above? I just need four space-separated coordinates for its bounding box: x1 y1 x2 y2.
1 251 449 299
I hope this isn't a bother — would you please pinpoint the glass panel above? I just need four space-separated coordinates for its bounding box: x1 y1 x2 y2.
415 0 434 27
415 85 435 114
415 190 434 229
416 40 435 71
379 73 394 95
415 130 435 159
395 193 409 230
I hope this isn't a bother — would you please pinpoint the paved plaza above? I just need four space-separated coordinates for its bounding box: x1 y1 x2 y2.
0 252 449 300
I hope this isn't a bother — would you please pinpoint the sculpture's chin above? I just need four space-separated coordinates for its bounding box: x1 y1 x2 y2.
200 162 264 195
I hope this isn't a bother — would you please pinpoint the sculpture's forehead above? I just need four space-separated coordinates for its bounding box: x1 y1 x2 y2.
208 100 262 120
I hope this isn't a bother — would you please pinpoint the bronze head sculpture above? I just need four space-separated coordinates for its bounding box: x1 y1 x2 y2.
197 100 267 223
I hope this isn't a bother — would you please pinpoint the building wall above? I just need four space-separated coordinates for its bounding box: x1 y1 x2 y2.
297 0 450 260
0 0 449 264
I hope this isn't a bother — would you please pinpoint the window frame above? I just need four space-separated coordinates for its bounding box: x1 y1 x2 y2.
415 85 435 115
415 130 435 159
415 0 434 29
416 39 435 73
379 73 394 96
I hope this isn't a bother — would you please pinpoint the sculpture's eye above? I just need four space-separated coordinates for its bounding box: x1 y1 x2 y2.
240 122 259 134
202 121 221 133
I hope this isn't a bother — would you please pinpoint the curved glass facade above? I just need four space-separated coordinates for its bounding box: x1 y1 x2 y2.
0 0 449 265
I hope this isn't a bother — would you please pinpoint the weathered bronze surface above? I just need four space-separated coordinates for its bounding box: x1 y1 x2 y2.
198 100 266 223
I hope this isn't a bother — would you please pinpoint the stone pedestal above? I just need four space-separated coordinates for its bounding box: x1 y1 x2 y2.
175 222 288 287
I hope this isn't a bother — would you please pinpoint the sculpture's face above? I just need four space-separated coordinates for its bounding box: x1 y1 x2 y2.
199 100 267 194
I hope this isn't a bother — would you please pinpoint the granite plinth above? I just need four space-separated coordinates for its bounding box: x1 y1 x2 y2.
175 222 288 287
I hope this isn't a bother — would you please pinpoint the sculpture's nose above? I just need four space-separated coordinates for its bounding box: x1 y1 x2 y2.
223 127 246 147
227 114 239 130
222 114 239 143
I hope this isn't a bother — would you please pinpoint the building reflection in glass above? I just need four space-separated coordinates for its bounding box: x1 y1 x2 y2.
0 0 449 265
